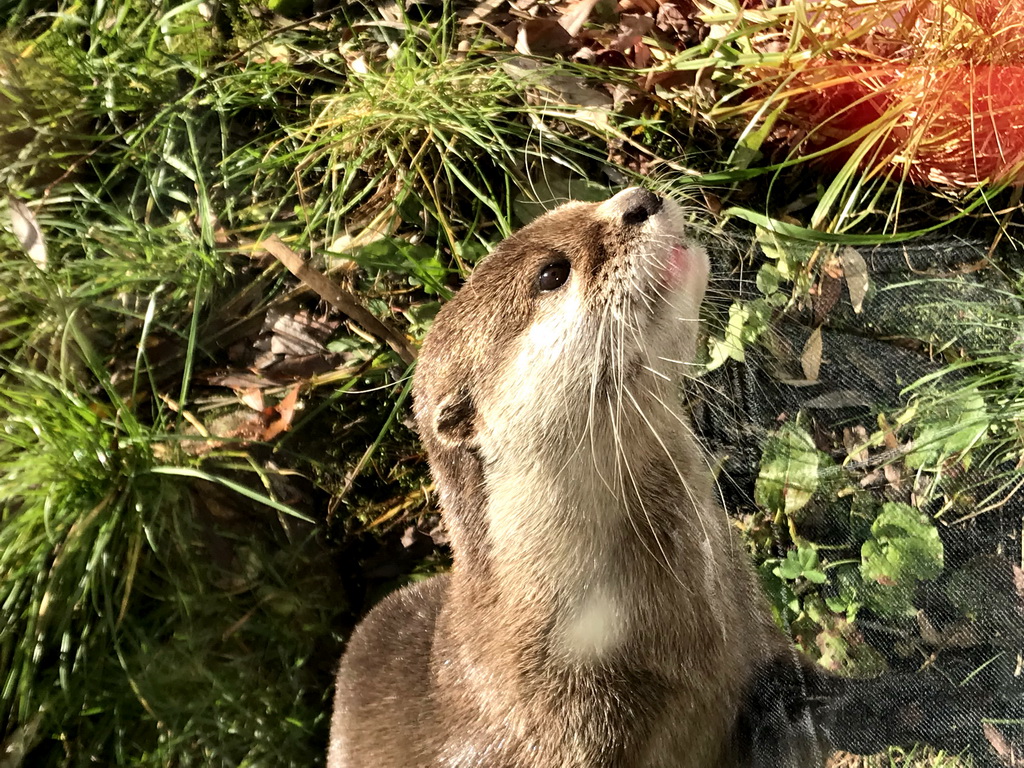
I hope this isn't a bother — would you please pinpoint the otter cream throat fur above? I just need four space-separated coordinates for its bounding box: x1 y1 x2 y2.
327 188 830 768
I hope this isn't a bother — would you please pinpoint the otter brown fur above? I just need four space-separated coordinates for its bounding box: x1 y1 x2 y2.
327 188 829 768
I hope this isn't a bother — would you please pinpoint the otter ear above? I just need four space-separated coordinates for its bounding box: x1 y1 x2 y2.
434 387 476 447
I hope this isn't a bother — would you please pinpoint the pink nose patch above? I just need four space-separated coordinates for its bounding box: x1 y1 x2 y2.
662 245 691 289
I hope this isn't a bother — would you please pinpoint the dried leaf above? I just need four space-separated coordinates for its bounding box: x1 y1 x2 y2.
0 709 44 768
612 13 653 49
843 425 870 463
840 246 870 314
262 384 301 441
655 2 696 35
463 0 507 25
814 270 842 325
8 198 47 270
618 0 657 14
240 389 265 412
643 69 699 91
266 309 330 356
632 39 651 67
801 327 823 382
515 18 573 56
822 253 844 279
983 722 1015 765
881 462 903 490
561 0 603 37
877 413 901 453
261 353 340 380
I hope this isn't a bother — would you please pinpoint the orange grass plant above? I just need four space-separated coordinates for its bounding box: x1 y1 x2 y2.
726 0 1024 187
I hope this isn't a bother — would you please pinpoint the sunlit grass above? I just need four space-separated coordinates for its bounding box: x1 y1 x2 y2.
0 0 1021 766
0 1 616 763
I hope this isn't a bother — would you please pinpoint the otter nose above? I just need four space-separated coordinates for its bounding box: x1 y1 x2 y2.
603 187 663 227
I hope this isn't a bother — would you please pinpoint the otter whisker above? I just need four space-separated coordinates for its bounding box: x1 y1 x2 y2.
606 391 685 590
613 304 697 585
640 366 672 381
653 355 704 368
641 384 735 535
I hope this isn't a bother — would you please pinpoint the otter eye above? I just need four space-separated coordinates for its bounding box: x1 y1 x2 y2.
537 259 571 292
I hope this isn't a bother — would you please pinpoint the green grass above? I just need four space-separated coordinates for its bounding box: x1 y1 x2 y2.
0 1 1021 766
0 367 342 766
0 3 612 763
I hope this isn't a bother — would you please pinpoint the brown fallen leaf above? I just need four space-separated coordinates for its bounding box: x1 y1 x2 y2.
515 17 574 56
800 326 823 382
239 388 265 412
633 39 651 67
617 0 658 15
265 308 334 356
655 1 699 38
262 384 301 441
984 722 1019 766
202 372 279 390
842 425 870 464
814 268 842 325
840 246 870 314
881 462 903 491
643 69 700 91
560 0 604 37
261 352 343 381
822 253 844 279
612 13 654 50
877 412 901 453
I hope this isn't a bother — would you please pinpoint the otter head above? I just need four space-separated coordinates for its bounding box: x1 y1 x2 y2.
412 187 710 557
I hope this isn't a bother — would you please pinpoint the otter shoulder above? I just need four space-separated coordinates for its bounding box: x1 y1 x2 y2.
327 574 449 768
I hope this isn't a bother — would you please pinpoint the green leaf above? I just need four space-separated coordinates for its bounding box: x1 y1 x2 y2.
729 101 786 171
823 566 864 622
705 298 773 371
775 550 805 580
774 544 827 584
815 615 888 676
755 423 820 517
512 176 611 225
352 238 452 296
758 561 800 629
755 262 781 296
267 0 313 16
860 502 944 587
756 227 816 278
905 389 990 469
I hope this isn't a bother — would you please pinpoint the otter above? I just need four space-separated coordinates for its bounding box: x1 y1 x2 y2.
326 188 831 768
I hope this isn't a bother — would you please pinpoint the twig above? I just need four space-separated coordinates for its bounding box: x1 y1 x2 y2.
261 235 417 365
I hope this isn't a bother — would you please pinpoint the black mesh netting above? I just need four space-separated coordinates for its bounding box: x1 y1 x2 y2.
693 235 1024 766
